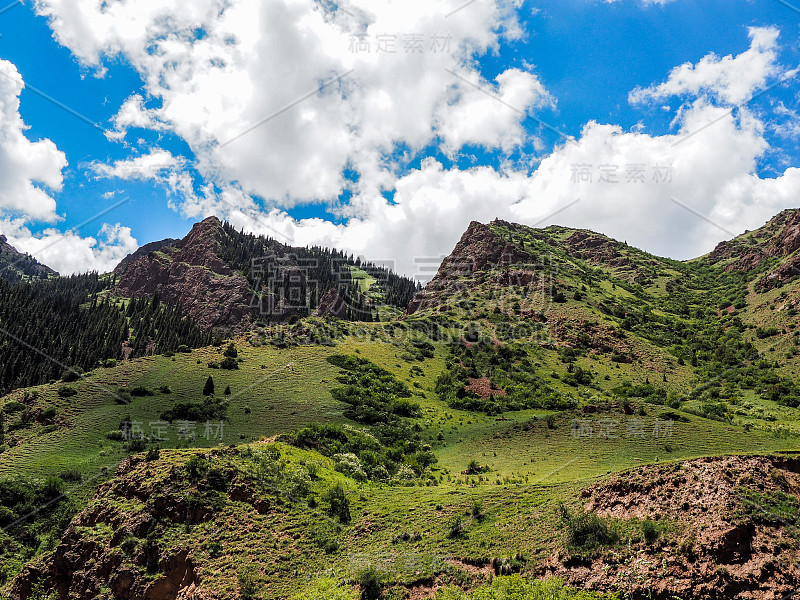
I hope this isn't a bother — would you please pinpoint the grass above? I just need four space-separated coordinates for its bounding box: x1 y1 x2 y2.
7 217 800 596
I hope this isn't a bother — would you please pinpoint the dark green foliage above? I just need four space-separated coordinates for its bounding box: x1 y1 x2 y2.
466 459 489 475
756 326 780 339
0 275 210 395
203 376 215 396
238 566 259 600
0 475 76 585
436 342 577 414
448 516 464 539
220 357 239 370
224 342 238 358
129 386 154 397
285 356 435 480
217 221 420 318
57 386 77 398
160 397 228 423
357 566 383 600
284 422 433 480
323 484 351 524
60 368 83 383
641 519 660 543
326 355 421 425
562 507 618 555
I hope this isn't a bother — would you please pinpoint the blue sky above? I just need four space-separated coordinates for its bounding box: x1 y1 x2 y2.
1 0 800 275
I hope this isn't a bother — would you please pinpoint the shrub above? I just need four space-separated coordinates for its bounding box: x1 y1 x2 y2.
159 385 172 394
203 376 215 396
61 368 83 383
129 386 154 397
3 400 24 413
238 566 259 600
323 484 351 524
220 357 239 370
58 468 82 483
448 516 464 539
57 386 77 398
565 510 618 554
357 567 383 600
224 342 239 358
333 453 367 482
641 518 660 543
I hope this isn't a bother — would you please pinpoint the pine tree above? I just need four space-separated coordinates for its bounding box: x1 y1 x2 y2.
203 376 215 396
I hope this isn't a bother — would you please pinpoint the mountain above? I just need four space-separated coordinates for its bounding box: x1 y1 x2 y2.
0 235 57 283
114 217 255 331
6 209 800 600
113 237 178 278
114 216 420 331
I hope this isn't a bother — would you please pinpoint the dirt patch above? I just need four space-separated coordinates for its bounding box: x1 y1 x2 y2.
464 377 507 399
539 455 800 600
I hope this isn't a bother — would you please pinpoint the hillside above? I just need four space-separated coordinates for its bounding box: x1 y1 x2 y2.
0 236 57 284
3 210 800 599
115 216 419 331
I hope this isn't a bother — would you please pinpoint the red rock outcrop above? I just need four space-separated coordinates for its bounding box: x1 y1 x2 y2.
115 217 253 331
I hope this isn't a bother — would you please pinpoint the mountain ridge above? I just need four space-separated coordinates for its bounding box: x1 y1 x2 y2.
0 235 58 283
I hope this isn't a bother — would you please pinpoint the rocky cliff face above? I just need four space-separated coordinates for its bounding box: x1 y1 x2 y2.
707 209 800 288
407 220 532 314
541 455 800 600
114 238 178 278
115 217 253 331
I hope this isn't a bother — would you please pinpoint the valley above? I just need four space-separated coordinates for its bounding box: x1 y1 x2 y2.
3 212 800 599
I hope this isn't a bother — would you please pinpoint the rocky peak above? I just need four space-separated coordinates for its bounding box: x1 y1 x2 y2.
113 238 178 278
115 216 252 331
406 219 532 314
706 208 800 286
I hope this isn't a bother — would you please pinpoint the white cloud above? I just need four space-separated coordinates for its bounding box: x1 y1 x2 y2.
0 59 135 275
154 26 800 278
35 4 800 281
2 219 139 275
0 60 67 223
629 27 783 106
37 0 549 206
90 149 184 180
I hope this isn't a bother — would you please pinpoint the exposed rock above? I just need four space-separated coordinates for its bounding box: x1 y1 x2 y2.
314 287 348 319
707 209 800 288
115 216 253 331
407 221 532 314
540 455 800 599
113 238 178 278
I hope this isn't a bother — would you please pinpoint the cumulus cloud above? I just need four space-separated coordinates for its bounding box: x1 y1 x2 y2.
34 3 800 279
630 27 784 106
0 60 66 223
154 26 800 277
2 219 139 275
36 0 549 206
0 59 137 275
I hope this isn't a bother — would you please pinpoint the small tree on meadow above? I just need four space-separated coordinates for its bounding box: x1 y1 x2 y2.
203 376 215 396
